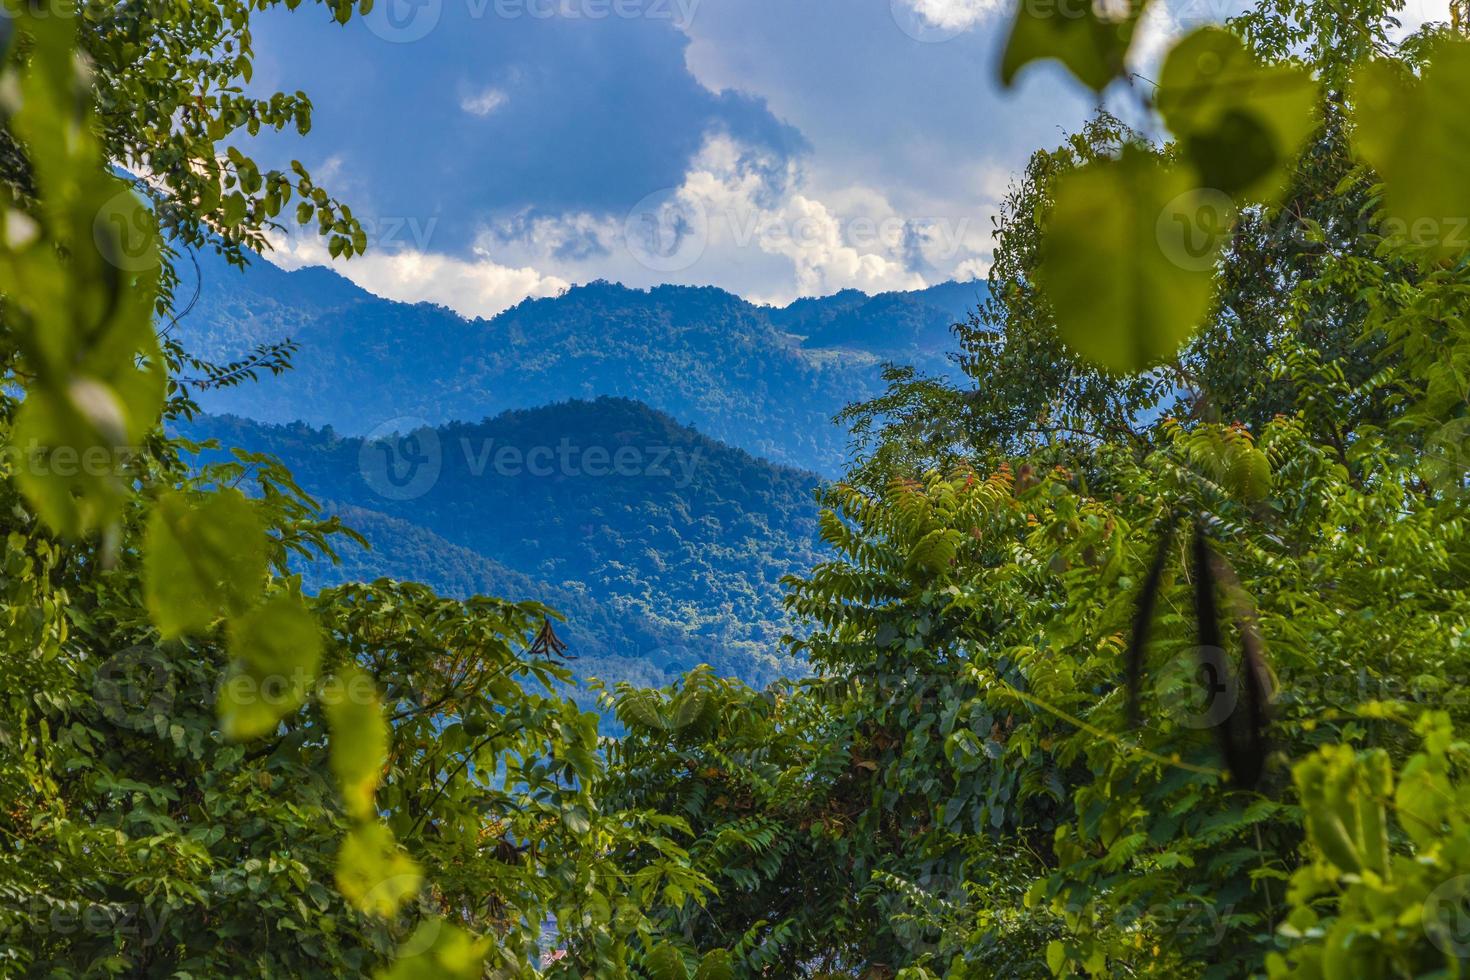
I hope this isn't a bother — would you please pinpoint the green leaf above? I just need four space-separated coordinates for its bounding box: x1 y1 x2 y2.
1352 39 1470 258
145 489 266 638
645 943 689 980
562 803 592 835
1156 27 1320 202
672 691 710 730
1224 438 1272 503
1001 0 1149 92
11 380 150 535
1047 939 1067 974
693 950 735 980
1039 148 1224 374
1 173 167 534
336 822 422 918
375 921 490 980
218 595 323 740
222 191 247 227
907 527 961 574
1395 752 1450 851
324 667 388 821
617 690 667 732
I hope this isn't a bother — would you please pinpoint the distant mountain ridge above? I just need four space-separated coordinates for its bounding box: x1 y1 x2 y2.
177 251 985 474
182 398 822 689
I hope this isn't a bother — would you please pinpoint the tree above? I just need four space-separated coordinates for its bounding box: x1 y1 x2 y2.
0 2 712 974
612 2 1470 976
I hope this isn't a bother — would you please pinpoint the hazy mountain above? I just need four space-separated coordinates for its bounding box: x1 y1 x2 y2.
176 250 984 474
182 398 822 687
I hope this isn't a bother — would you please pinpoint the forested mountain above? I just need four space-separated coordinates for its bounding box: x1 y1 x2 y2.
182 398 820 687
177 249 982 474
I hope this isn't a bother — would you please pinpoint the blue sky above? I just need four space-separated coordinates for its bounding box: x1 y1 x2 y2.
245 0 1451 317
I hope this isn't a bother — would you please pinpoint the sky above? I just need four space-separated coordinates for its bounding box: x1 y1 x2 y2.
246 0 1453 318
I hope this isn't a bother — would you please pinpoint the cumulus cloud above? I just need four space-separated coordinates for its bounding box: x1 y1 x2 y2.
260 0 1319 311
477 132 996 303
265 233 568 320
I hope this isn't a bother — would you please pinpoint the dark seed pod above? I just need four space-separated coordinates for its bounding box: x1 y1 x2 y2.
1193 523 1269 789
1126 523 1177 728
529 619 572 661
1230 614 1271 789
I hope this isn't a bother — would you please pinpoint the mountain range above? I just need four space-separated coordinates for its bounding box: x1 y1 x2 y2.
178 253 985 687
177 251 984 475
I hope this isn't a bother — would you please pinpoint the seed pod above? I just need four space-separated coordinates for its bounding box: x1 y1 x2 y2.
1193 524 1269 789
1126 523 1177 727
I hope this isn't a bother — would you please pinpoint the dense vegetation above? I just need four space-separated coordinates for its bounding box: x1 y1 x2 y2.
175 247 977 475
3 0 1470 978
184 400 820 690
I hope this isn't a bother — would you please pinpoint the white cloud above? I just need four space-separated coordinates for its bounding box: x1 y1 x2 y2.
460 87 509 117
1129 1 1187 75
899 0 1006 31
953 256 991 280
1393 0 1453 38
265 233 568 320
487 209 623 263
475 132 998 303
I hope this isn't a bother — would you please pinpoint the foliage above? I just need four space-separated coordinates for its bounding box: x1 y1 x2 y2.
601 667 874 975
0 2 709 975
602 2 1470 978
1268 712 1470 977
7 0 1470 976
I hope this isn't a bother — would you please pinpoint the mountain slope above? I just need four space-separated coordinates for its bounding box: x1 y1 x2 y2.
182 398 822 684
178 251 983 474
303 504 772 689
